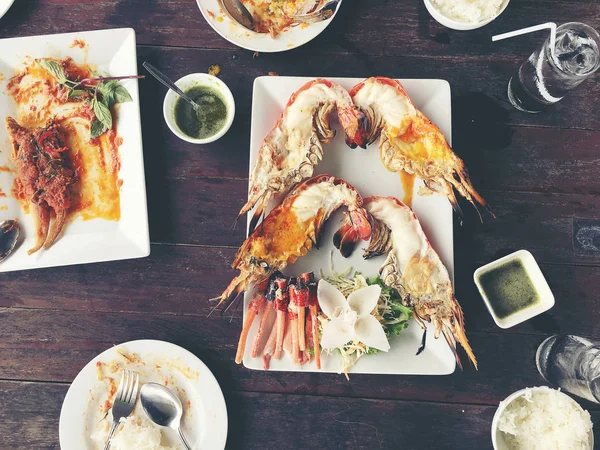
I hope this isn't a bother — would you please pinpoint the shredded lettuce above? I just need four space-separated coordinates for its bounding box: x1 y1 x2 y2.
320 263 412 378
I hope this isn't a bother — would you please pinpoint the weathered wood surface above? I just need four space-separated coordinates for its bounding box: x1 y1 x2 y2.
1 0 600 449
2 379 600 450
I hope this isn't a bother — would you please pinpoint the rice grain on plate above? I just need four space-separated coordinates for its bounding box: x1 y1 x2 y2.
498 387 593 450
92 415 178 450
430 0 504 23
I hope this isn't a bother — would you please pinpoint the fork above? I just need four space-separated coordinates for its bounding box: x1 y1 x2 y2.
103 369 140 450
293 0 341 24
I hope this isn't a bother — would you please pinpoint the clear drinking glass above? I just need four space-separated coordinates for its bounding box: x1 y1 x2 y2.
508 22 600 113
536 334 600 403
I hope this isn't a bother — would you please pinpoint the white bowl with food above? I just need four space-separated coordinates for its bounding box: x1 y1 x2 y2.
163 73 235 144
492 386 593 450
423 0 511 31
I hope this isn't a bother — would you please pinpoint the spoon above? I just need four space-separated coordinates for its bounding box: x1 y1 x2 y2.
220 0 255 31
0 220 19 263
140 382 192 450
143 62 201 113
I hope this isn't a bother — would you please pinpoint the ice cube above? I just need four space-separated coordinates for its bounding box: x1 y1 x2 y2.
554 30 600 75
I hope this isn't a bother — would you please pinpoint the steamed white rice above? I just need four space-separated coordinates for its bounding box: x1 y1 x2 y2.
498 387 593 450
430 0 504 23
91 414 179 450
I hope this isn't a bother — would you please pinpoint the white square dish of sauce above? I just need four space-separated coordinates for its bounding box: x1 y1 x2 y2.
474 250 555 329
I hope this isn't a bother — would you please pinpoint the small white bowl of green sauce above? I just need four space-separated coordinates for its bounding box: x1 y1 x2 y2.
163 73 235 144
474 250 555 329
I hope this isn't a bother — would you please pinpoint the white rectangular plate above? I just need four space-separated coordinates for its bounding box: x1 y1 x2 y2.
0 28 150 272
242 76 456 375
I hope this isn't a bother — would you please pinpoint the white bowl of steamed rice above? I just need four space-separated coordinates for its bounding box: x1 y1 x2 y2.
423 0 511 31
492 386 594 450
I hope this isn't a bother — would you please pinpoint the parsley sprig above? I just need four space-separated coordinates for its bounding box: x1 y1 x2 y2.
37 59 143 138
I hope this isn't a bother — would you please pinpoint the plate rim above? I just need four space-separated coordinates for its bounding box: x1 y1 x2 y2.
58 339 229 450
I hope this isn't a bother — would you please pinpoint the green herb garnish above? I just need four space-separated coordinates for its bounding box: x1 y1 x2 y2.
37 59 141 139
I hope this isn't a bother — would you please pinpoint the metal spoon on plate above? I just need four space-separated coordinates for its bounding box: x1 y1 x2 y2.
0 220 19 263
140 382 193 450
142 62 202 113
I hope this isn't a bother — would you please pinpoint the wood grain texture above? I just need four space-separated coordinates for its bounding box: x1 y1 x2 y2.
1 0 600 448
2 245 600 340
1 0 599 60
135 47 600 184
2 306 599 412
135 46 600 138
2 380 600 450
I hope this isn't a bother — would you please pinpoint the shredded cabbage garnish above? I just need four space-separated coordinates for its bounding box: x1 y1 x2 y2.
319 258 412 379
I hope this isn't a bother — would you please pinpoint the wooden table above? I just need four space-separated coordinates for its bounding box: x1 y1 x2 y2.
1 1 600 448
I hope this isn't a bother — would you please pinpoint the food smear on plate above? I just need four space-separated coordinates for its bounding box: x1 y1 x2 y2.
4 56 135 249
497 387 593 450
429 0 505 23
478 258 540 319
174 85 228 139
241 0 322 37
90 350 196 450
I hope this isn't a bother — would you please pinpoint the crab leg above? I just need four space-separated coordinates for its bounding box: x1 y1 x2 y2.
289 276 309 354
251 300 276 357
270 274 289 360
303 272 321 370
289 309 299 365
262 322 278 370
234 283 268 364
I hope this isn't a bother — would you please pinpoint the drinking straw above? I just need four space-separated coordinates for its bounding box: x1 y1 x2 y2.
492 22 557 58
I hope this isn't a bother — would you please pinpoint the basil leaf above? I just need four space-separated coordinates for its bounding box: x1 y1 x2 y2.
38 59 67 84
92 97 113 131
112 84 132 104
90 120 107 139
97 80 117 106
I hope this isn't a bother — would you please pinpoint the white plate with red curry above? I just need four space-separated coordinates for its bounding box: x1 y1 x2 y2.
0 28 149 272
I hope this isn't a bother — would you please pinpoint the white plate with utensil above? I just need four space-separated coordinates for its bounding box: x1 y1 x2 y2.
0 28 149 272
241 76 457 375
196 0 342 52
59 340 228 450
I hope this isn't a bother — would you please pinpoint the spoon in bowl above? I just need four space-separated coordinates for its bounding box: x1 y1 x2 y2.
0 220 19 263
140 382 192 450
143 62 201 113
220 0 255 30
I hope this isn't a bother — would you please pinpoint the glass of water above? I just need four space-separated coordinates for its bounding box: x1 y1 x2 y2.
536 334 600 403
508 22 600 113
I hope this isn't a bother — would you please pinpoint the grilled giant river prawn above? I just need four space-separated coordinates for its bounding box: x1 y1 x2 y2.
218 174 372 310
346 77 493 220
337 196 477 369
5 117 75 253
239 79 367 231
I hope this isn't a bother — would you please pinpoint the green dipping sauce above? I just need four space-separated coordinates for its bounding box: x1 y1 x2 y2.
479 259 540 319
174 85 228 139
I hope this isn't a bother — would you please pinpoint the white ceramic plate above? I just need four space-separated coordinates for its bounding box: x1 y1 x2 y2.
241 76 456 375
0 29 150 272
196 0 342 52
59 340 228 450
0 0 15 20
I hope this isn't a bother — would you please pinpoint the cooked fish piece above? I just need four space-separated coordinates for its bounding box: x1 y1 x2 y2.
5 117 75 253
